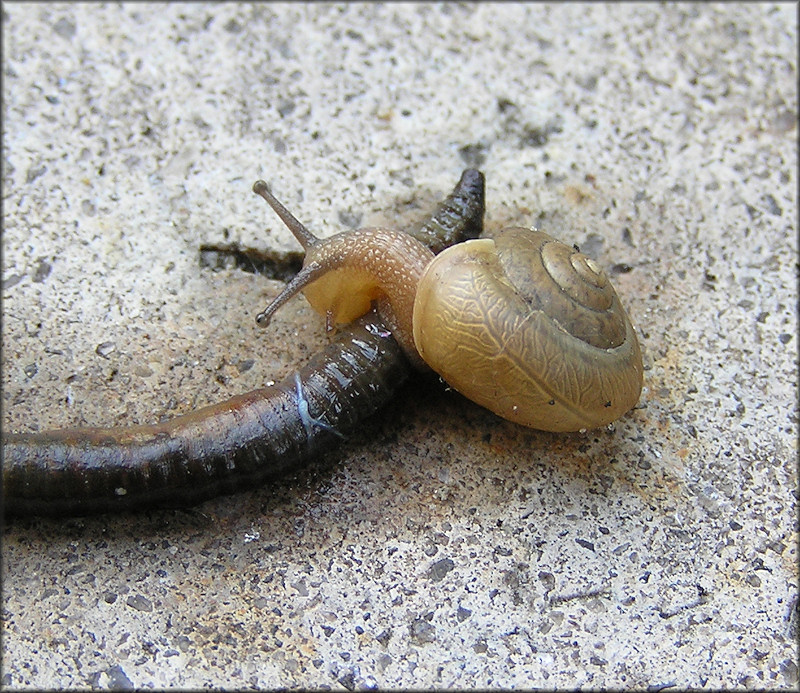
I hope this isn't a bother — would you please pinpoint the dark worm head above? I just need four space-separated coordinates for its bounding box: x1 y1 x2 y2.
407 168 485 254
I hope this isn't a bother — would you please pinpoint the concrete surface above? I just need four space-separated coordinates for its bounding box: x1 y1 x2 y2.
2 2 797 689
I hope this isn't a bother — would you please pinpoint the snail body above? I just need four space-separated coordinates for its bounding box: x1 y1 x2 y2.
254 185 643 432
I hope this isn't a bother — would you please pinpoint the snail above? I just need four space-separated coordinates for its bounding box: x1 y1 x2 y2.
252 180 643 433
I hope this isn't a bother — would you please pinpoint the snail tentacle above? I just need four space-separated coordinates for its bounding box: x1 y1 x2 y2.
256 259 327 327
252 180 318 249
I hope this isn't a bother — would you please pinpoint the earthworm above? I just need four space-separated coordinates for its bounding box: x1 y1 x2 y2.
2 169 485 516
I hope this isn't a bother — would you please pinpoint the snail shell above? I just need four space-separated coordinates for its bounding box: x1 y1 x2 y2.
413 228 643 431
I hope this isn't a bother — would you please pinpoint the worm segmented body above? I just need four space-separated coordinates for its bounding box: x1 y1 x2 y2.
2 318 408 516
2 169 485 517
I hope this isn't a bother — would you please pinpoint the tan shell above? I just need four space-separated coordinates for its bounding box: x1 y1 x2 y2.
412 228 643 431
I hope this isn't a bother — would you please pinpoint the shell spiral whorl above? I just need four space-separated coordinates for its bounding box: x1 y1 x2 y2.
498 229 627 350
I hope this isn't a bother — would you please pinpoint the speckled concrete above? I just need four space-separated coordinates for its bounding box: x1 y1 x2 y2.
2 2 797 690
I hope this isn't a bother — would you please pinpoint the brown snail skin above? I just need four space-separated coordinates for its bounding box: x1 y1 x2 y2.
254 183 644 432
